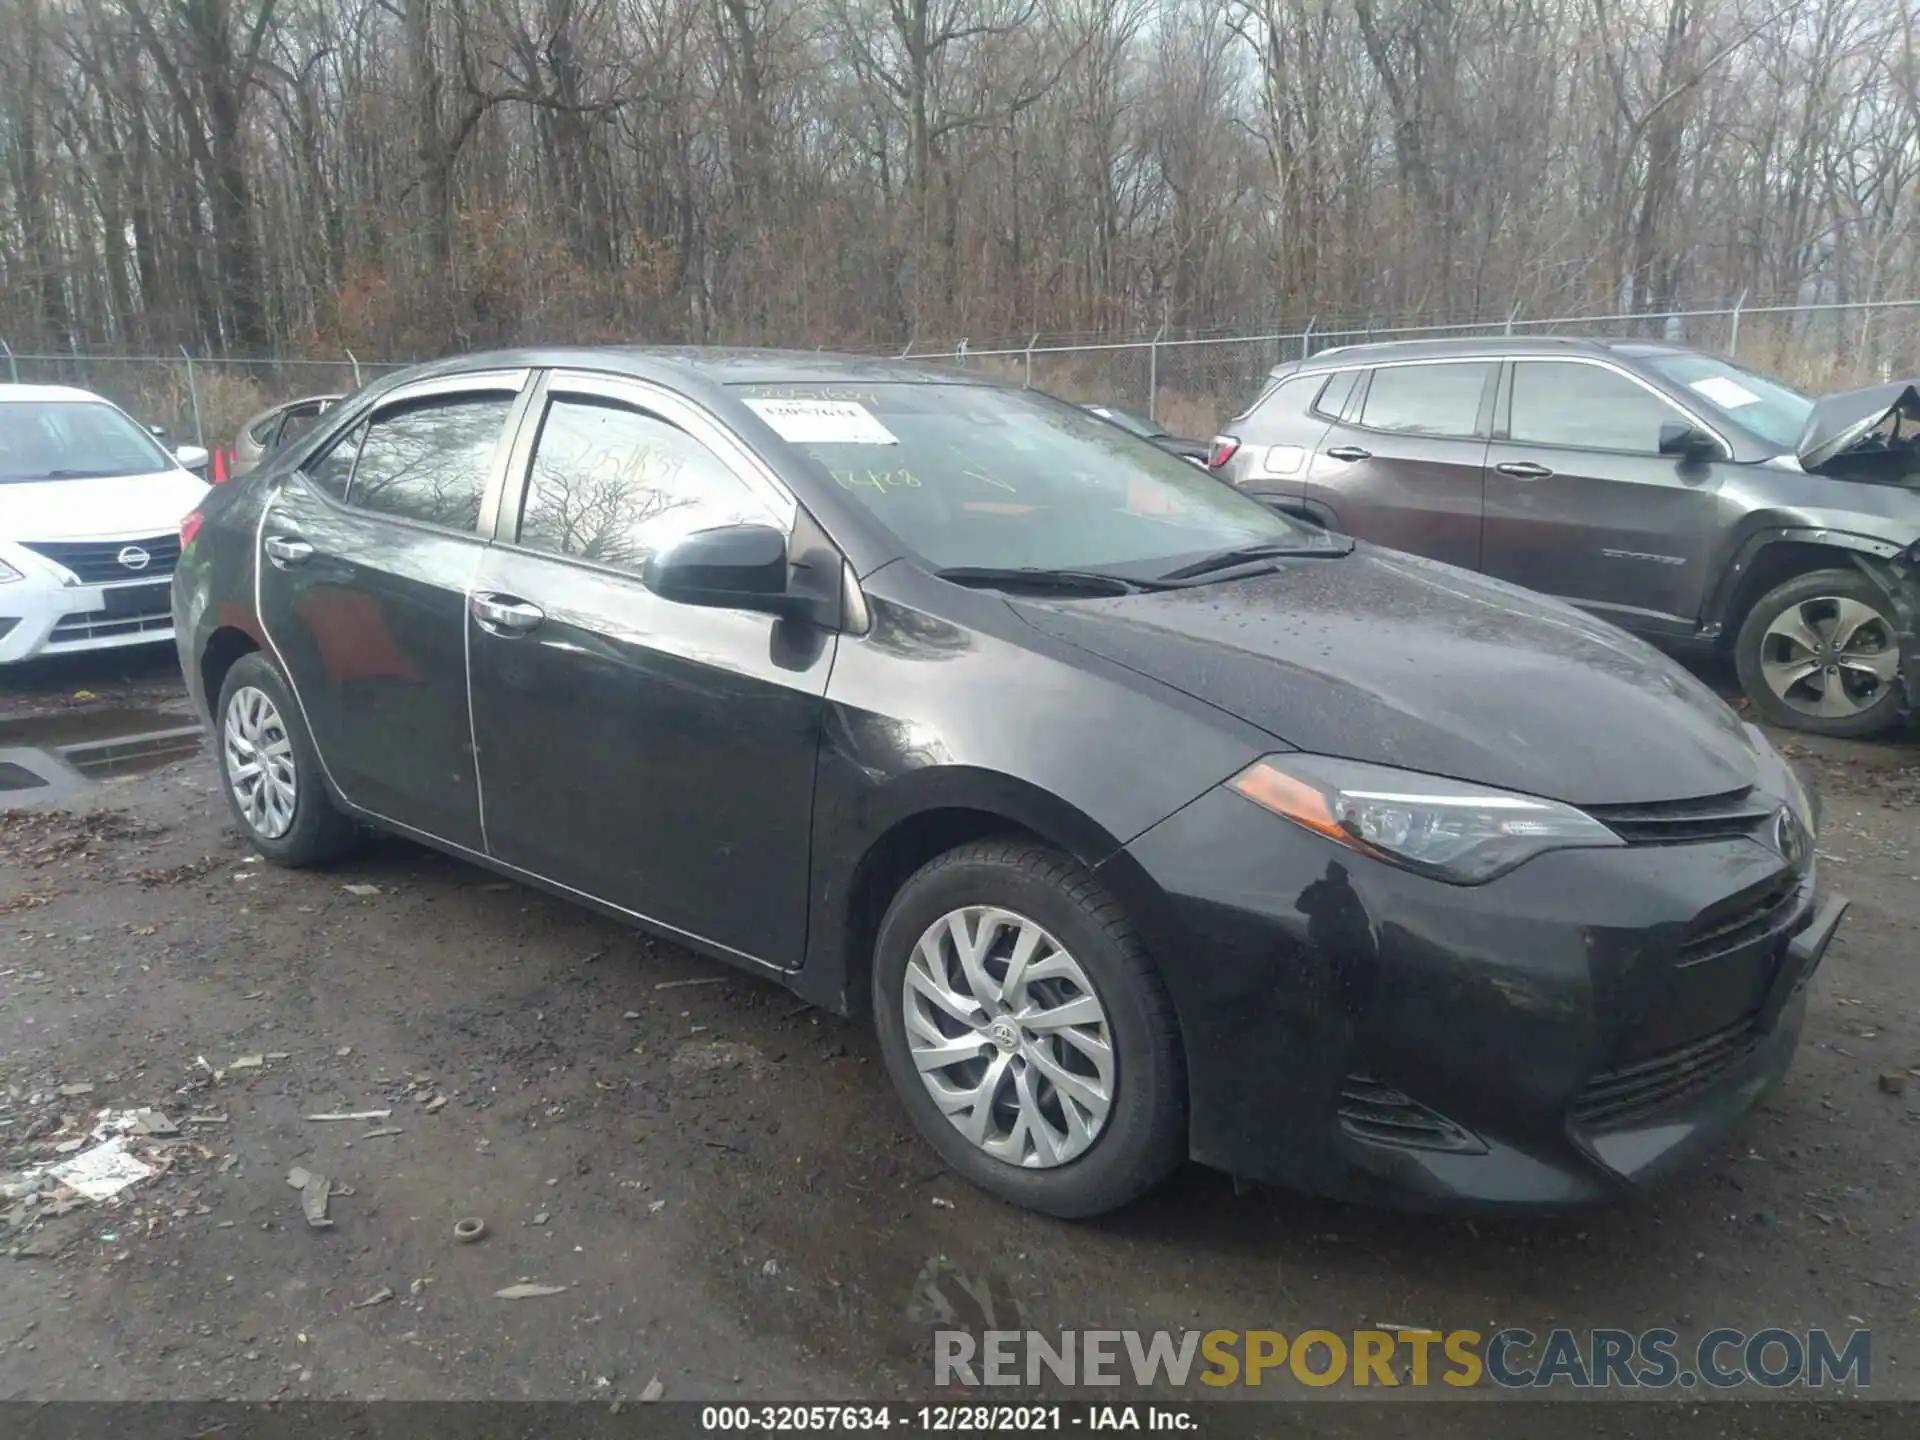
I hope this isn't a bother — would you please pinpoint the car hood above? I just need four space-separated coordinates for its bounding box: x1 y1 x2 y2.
1012 546 1762 806
1797 381 1920 473
2 470 209 543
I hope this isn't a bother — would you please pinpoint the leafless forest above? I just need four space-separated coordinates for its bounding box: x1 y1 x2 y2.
2 0 1919 367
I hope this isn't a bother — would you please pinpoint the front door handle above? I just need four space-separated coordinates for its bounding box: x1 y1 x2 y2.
263 535 314 566
471 592 546 636
1495 461 1555 480
1324 446 1372 462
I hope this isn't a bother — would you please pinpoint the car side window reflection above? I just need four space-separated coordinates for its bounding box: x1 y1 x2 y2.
1358 363 1493 438
516 396 773 575
302 419 364 502
1509 362 1691 454
344 394 514 531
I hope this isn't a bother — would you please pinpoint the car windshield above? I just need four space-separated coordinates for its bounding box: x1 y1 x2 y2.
735 382 1315 574
1090 406 1165 440
1643 353 1815 450
0 400 175 482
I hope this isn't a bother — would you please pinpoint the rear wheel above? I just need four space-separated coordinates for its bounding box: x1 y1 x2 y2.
871 839 1185 1218
216 653 362 866
1734 569 1905 738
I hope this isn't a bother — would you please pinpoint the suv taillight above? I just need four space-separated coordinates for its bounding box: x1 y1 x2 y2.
1208 435 1241 470
180 510 204 549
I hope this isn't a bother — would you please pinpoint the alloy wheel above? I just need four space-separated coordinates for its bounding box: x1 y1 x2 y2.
901 905 1115 1168
1759 595 1898 720
223 685 298 840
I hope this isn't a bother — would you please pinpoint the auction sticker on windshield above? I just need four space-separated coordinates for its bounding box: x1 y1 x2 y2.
745 398 899 445
1688 376 1762 410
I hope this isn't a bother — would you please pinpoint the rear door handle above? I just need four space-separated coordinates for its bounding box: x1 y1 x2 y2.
471 592 546 636
263 535 314 566
1495 461 1555 480
1324 446 1372 462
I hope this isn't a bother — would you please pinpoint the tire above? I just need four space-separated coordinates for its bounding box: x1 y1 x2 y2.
1735 569 1907 739
214 652 362 866
871 838 1185 1218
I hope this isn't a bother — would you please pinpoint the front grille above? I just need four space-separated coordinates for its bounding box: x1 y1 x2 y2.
1585 788 1776 845
1571 1015 1760 1129
1337 1076 1485 1153
49 613 173 643
1680 873 1805 966
19 535 180 583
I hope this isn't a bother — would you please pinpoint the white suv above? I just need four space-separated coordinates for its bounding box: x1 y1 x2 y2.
1 384 210 663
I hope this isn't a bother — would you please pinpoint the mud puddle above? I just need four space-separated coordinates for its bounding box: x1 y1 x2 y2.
0 703 202 807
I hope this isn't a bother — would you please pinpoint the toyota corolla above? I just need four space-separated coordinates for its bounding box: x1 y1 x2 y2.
171 348 1846 1217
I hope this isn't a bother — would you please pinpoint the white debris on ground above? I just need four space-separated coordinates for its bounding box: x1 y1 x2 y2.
1 1103 190 1244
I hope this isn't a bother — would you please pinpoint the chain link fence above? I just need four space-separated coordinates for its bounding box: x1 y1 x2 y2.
0 348 411 456
8 296 1919 454
915 297 1920 440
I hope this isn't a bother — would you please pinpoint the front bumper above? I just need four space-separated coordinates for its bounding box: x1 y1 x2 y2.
0 572 178 662
1115 782 1846 1211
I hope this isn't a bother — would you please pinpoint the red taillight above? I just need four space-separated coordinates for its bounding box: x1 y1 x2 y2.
180 510 204 549
1208 435 1241 470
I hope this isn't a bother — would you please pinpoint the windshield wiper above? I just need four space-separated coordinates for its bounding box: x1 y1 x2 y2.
934 565 1164 596
1156 536 1354 581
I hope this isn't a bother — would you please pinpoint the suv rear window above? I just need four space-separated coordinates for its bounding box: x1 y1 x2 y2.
1358 363 1492 438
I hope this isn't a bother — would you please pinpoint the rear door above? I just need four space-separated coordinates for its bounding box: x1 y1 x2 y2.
1481 359 1732 632
466 371 834 970
1301 359 1497 569
256 371 530 849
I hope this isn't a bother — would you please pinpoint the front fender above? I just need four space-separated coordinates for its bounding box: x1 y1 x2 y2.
1706 524 1914 631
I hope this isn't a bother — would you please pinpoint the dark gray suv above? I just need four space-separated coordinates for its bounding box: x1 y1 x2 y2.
1210 337 1920 737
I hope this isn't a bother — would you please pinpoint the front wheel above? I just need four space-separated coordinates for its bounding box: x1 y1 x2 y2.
1734 569 1906 738
215 653 362 866
871 839 1185 1218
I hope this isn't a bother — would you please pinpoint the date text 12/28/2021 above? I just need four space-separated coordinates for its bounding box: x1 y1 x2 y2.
700 1406 1195 1432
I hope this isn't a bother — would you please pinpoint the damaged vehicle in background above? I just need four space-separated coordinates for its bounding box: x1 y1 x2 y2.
232 394 343 479
175 348 1846 1219
1210 339 1920 738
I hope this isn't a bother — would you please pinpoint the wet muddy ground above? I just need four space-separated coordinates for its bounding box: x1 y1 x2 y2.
3 646 1920 1414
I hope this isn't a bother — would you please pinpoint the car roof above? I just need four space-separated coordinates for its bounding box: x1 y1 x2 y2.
366 346 992 391
1271 334 1705 376
0 383 117 405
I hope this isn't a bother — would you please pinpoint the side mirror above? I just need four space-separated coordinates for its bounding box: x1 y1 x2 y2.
643 523 805 617
1658 422 1720 461
174 444 211 474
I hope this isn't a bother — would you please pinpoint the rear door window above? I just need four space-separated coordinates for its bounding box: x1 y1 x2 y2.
345 395 516 532
1312 370 1360 420
1358 363 1494 438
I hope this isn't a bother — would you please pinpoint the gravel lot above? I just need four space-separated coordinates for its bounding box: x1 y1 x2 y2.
3 647 1919 1418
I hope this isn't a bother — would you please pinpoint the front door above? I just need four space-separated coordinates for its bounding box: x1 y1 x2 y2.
1481 359 1731 632
466 372 835 970
255 372 530 849
1301 359 1497 570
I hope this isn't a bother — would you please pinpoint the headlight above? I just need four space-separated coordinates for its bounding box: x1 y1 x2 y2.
1227 754 1624 884
1777 754 1818 835
0 557 23 585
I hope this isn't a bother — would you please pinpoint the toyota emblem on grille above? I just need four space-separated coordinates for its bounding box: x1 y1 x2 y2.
117 545 152 571
1774 806 1812 874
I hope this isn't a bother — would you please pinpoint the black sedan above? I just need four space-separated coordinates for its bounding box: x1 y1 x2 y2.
172 348 1846 1217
